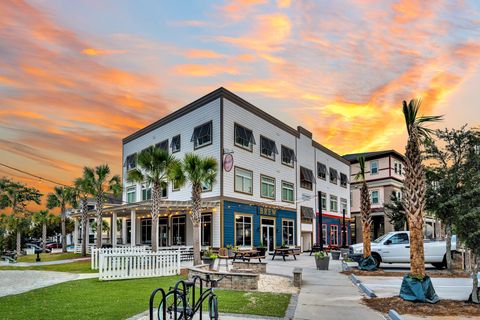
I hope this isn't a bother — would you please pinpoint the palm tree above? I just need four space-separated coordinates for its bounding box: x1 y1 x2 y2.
74 176 90 256
127 147 180 251
170 153 218 265
355 157 372 259
83 165 122 249
46 186 77 253
402 99 442 278
33 210 57 253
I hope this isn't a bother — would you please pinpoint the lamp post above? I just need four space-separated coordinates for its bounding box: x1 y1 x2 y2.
318 191 323 251
342 208 347 248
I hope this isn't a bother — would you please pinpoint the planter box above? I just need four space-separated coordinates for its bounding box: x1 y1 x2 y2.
331 250 341 260
315 256 330 270
202 257 216 269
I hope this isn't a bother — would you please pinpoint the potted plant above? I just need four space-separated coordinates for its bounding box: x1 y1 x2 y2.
226 245 233 257
280 241 288 249
256 242 267 256
202 247 218 269
314 251 330 270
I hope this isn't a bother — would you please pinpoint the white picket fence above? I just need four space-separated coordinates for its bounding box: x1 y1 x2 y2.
74 244 95 255
98 251 180 281
91 246 150 270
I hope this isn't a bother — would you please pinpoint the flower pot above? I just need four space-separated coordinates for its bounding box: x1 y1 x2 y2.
315 256 330 270
227 248 233 258
202 257 216 269
331 250 341 260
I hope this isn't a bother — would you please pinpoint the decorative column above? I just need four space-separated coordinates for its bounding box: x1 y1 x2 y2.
130 209 136 247
122 218 127 245
73 218 79 248
112 212 118 247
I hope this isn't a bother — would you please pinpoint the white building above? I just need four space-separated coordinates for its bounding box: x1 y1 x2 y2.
74 88 351 251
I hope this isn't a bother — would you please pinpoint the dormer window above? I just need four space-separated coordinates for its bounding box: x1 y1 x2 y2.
260 136 278 160
191 121 212 149
234 124 255 151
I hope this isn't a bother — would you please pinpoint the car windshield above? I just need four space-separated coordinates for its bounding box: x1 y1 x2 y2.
372 234 389 243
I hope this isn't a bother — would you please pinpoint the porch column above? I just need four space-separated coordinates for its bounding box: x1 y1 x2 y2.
112 212 118 247
73 218 79 248
122 218 127 244
130 209 136 247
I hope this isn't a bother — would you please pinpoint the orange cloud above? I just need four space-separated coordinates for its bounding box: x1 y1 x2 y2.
82 48 127 56
174 64 239 77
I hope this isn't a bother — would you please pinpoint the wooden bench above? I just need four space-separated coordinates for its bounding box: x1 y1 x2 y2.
293 267 303 288
243 255 265 263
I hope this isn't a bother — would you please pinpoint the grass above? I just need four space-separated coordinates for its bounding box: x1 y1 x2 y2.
0 260 95 273
0 276 291 319
17 253 86 263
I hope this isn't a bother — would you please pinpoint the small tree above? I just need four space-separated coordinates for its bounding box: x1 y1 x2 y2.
46 186 77 253
355 157 372 259
33 210 57 253
384 191 407 231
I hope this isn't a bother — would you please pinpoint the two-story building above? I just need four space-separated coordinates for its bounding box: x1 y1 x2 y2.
74 88 351 251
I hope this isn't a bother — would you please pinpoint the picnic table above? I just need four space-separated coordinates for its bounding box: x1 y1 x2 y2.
272 248 300 261
232 249 264 262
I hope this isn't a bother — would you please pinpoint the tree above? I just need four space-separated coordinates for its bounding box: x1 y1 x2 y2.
127 147 180 252
91 219 110 234
74 176 91 256
401 99 442 279
355 157 372 258
46 186 77 253
170 153 218 265
384 191 407 231
82 165 121 249
33 210 57 253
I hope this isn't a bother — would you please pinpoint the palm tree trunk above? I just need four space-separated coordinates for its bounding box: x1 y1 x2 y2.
193 223 201 265
61 206 67 253
152 217 158 252
42 222 47 253
191 184 202 266
409 215 426 277
360 182 372 258
96 215 102 248
16 229 21 256
151 183 161 252
362 221 371 258
472 253 479 304
81 216 88 256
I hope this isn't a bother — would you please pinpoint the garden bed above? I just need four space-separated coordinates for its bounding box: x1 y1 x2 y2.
364 296 480 317
342 269 470 278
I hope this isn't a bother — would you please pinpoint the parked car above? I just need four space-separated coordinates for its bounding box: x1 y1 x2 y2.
25 243 51 254
349 231 456 269
46 242 62 249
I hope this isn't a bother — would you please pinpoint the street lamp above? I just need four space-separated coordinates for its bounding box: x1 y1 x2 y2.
318 191 323 251
342 208 347 248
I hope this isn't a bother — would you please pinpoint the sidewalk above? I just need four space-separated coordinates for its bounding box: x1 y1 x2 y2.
0 257 90 267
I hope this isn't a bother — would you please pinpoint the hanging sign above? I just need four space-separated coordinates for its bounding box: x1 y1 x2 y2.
223 153 234 172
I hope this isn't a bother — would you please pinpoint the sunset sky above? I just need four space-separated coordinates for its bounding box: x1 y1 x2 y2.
1 0 480 204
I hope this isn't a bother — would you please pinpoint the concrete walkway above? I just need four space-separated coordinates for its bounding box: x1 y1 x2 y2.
0 257 90 267
267 254 383 320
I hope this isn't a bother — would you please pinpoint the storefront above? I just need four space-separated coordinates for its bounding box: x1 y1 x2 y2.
222 200 297 249
317 213 351 247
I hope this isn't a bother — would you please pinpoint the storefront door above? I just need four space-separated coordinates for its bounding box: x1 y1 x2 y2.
159 218 168 247
261 218 275 252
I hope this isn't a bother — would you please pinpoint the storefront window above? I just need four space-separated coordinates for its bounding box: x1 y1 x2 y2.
235 215 252 247
282 220 295 246
322 224 327 245
201 214 212 246
330 225 339 246
141 219 151 244
172 216 186 245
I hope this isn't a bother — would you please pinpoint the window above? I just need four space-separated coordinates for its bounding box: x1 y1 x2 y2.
125 154 137 170
201 214 212 246
398 163 402 175
261 175 275 199
260 136 278 160
172 180 181 191
330 225 339 246
234 123 255 150
141 219 151 244
396 191 402 200
388 233 409 244
340 173 347 188
172 216 186 245
301 206 314 223
281 181 294 202
235 167 253 194
282 220 295 246
322 224 327 245
370 160 378 174
317 162 327 180
394 161 403 175
161 185 167 198
330 195 338 212
281 146 295 167
340 198 348 214
171 135 181 153
235 215 252 247
329 168 338 184
371 190 379 204
201 181 212 192
321 193 327 211
300 166 314 190
155 139 169 152
141 184 151 201
191 121 212 149
127 186 136 203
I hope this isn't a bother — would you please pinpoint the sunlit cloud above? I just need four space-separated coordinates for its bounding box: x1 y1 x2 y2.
81 48 127 56
173 64 239 77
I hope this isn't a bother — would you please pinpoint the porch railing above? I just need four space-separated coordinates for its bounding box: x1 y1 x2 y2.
91 246 150 270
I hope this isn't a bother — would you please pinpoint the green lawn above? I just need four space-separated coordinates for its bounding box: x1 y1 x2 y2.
0 276 291 319
17 253 86 263
0 260 95 273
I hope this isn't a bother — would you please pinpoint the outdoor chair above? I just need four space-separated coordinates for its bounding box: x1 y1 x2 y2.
217 247 229 271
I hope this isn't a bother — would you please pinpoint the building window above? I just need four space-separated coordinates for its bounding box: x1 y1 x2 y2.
261 175 275 199
301 206 314 223
201 214 212 246
282 220 295 246
340 173 347 188
322 224 327 245
171 135 181 153
234 123 255 151
125 154 137 170
172 216 186 245
141 184 151 201
321 193 327 211
370 160 378 174
395 190 402 200
329 168 338 184
127 186 136 203
281 181 294 202
191 121 212 149
398 163 403 175
260 136 278 160
155 139 169 152
371 190 379 204
340 198 348 214
317 162 327 180
201 181 212 192
281 146 295 167
141 219 151 244
330 195 338 212
161 183 168 198
300 166 314 190
235 167 253 194
172 180 180 191
235 215 252 247
330 225 339 246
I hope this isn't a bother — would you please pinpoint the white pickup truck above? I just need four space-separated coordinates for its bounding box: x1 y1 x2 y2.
349 231 456 269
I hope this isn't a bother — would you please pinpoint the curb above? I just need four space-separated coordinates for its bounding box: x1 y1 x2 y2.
388 309 404 320
359 282 377 298
349 274 360 284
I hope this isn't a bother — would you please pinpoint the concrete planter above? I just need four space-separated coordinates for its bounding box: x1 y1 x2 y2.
315 256 330 270
202 257 216 268
331 250 341 260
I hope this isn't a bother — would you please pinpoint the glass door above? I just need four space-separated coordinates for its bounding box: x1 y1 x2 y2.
261 218 275 252
159 218 168 247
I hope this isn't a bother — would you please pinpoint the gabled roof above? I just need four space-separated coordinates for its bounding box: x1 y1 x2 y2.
343 150 405 163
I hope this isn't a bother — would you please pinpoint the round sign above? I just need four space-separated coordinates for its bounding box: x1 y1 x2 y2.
223 153 234 172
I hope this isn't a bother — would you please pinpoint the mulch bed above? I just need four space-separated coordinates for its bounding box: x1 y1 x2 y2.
342 269 470 278
363 296 480 316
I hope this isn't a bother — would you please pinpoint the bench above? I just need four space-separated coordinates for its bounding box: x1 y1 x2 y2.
243 255 265 263
1 256 16 263
293 267 302 288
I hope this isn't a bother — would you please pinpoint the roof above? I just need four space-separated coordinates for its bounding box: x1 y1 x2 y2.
122 87 350 165
343 150 405 163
